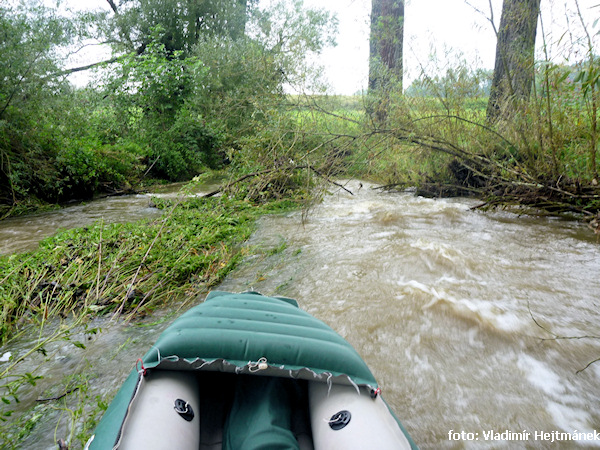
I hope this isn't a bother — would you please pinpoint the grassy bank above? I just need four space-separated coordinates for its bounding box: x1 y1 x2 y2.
0 192 298 343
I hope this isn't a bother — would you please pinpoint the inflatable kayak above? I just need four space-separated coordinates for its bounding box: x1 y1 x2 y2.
85 291 418 449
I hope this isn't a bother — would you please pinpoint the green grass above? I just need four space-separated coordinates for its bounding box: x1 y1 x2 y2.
0 193 299 342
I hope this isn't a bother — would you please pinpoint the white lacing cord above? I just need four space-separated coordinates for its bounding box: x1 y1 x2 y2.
325 372 333 395
248 357 269 372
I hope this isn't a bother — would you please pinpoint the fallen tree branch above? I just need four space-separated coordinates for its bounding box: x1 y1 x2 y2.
308 167 353 195
202 169 282 198
36 387 79 403
301 96 362 126
201 163 354 199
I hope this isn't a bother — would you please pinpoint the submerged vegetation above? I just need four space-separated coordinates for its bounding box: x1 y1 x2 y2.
0 194 300 342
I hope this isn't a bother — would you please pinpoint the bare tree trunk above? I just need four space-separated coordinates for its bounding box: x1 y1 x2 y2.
486 0 541 122
106 0 118 14
368 0 404 124
368 0 404 92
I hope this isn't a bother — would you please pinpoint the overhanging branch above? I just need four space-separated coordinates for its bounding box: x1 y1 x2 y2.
106 0 118 14
48 53 133 80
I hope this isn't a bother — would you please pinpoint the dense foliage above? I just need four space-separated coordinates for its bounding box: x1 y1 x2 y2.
0 0 336 215
1 2 88 207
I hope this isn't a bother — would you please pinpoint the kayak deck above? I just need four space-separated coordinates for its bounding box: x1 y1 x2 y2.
85 291 418 449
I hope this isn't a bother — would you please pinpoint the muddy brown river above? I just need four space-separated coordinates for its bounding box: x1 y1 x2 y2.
1 180 599 449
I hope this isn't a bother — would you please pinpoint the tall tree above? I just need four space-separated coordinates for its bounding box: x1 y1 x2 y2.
368 0 404 92
368 0 404 123
486 0 541 121
104 0 256 56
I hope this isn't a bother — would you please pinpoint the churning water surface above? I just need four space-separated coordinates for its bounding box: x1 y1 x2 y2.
218 180 600 449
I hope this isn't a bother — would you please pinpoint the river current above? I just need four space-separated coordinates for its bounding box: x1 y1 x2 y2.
2 180 599 448
218 181 600 448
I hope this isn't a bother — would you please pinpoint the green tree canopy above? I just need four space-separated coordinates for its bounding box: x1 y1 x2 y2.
0 2 77 119
102 0 258 57
0 0 338 207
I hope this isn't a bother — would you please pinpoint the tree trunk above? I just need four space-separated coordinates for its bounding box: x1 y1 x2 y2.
106 0 118 14
368 0 404 123
368 0 404 92
486 0 541 122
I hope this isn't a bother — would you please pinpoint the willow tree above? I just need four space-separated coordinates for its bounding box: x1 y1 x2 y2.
368 0 404 122
486 0 541 121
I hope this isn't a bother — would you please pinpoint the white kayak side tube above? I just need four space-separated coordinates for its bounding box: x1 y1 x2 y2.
116 371 200 450
308 382 412 450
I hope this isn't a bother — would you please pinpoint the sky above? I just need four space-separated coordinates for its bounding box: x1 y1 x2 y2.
60 0 600 94
302 0 600 94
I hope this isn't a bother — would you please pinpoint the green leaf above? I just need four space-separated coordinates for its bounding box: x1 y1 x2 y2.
556 72 570 84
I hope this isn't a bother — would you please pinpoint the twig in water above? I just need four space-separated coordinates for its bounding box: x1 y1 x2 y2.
576 357 600 374
527 298 600 373
36 387 79 403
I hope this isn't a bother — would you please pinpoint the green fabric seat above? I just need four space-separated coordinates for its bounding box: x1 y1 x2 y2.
223 376 300 450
